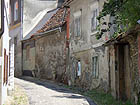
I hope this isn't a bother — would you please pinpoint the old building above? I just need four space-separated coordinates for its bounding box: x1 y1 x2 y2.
22 7 70 84
64 0 109 91
0 0 12 104
106 25 140 103
9 0 23 78
23 0 57 38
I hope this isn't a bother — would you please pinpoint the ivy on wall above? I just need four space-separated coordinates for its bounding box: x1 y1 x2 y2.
96 0 140 39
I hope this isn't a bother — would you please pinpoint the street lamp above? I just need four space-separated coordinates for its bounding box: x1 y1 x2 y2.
0 0 4 37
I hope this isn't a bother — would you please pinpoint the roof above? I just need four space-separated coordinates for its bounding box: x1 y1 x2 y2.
22 9 58 41
105 25 140 46
22 7 70 41
36 7 69 33
63 0 74 6
23 0 57 37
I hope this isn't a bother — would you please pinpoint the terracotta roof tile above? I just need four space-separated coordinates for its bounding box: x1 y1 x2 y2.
36 7 70 34
63 0 74 6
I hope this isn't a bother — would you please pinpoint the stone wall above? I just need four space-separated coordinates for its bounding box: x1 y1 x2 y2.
108 31 140 104
35 29 67 83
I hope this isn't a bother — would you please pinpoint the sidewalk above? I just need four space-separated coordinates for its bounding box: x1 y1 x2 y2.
5 85 29 105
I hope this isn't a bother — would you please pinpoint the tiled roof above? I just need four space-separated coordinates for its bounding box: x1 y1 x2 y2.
37 7 70 33
105 25 140 46
22 9 58 41
63 0 74 6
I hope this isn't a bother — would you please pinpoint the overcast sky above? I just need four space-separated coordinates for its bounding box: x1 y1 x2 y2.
23 0 57 37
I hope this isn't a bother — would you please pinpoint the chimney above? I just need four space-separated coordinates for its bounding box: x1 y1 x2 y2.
57 0 65 8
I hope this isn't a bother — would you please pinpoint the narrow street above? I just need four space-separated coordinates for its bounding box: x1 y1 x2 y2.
15 77 96 105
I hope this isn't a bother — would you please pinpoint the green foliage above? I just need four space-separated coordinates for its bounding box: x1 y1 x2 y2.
83 90 133 105
63 84 134 105
97 0 140 39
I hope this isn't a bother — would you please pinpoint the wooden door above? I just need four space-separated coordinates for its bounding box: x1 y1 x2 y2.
116 44 131 100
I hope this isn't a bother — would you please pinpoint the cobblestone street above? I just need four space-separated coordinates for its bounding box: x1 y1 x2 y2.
15 77 95 105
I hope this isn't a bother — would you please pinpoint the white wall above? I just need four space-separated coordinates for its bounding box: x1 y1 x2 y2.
0 0 10 104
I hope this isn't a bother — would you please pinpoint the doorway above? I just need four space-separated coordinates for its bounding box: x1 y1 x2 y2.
115 43 131 100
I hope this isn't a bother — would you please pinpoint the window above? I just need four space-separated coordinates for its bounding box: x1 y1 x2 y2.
14 1 18 21
10 0 21 26
91 9 98 32
26 45 30 60
3 49 8 84
3 49 6 84
75 17 81 36
92 56 99 78
77 60 81 76
74 10 82 36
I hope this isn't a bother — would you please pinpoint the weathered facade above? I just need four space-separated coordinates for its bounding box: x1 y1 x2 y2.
106 26 140 104
0 0 15 104
9 0 23 78
66 0 109 91
22 7 70 84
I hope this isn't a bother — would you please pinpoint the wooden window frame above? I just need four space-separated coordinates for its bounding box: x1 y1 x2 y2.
74 10 82 37
3 49 6 84
6 55 8 84
3 49 9 84
91 9 98 32
9 0 21 26
74 16 81 37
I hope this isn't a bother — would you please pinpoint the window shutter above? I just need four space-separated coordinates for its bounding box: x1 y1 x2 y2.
91 9 98 32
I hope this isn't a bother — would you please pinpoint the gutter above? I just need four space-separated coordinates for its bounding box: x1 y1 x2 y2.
21 27 62 42
34 27 62 36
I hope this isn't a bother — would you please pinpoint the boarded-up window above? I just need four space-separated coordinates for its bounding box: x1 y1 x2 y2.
26 45 30 60
91 9 98 32
92 56 99 78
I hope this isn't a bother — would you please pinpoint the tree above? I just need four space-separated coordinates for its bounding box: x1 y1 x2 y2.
96 0 140 39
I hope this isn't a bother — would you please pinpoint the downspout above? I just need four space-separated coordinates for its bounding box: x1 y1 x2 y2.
63 7 70 84
66 8 70 84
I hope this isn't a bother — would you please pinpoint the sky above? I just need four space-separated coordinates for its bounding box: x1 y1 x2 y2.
23 0 57 37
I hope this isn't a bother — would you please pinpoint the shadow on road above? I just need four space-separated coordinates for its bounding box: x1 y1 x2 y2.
18 76 96 105
52 94 85 99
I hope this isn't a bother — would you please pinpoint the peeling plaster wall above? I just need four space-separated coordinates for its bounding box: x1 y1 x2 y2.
35 29 67 83
108 32 140 104
22 40 35 72
69 0 109 91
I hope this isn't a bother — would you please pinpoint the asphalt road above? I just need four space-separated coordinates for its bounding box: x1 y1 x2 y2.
15 77 96 105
